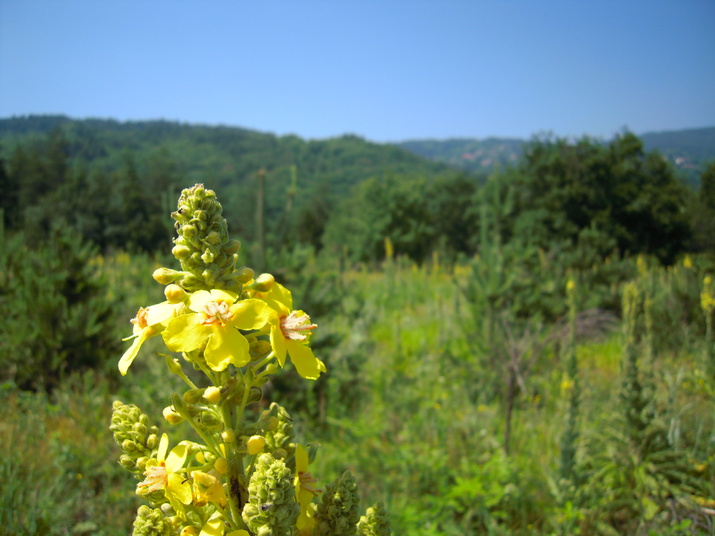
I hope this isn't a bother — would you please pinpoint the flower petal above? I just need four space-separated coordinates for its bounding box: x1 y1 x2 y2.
286 341 325 380
205 328 250 371
163 314 208 352
190 289 237 312
146 301 178 326
158 433 169 462
165 442 189 473
167 472 193 505
260 282 293 316
270 322 287 366
200 513 227 536
296 443 309 474
118 327 156 375
230 298 272 330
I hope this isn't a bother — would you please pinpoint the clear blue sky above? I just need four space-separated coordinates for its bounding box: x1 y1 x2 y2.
1 0 713 142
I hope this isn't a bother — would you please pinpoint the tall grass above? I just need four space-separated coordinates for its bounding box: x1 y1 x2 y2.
1 252 713 535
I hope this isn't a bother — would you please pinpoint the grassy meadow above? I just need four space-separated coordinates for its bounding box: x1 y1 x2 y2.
2 245 714 536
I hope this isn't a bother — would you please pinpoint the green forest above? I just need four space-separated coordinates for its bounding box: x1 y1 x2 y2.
1 115 715 535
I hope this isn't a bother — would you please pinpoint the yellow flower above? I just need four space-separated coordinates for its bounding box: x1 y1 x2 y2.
191 470 227 508
137 433 193 514
119 302 178 375
197 512 249 536
261 283 326 379
294 444 319 532
162 289 271 371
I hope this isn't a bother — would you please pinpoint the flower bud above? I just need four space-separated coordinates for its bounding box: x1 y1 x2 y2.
242 453 299 535
133 422 148 438
357 502 392 536
223 239 241 254
203 386 222 404
135 456 149 473
222 429 236 443
232 266 255 284
250 340 272 359
201 248 216 264
172 244 192 259
152 267 183 285
247 435 266 455
183 388 206 404
199 412 222 429
146 433 160 450
132 505 173 536
264 364 279 376
315 471 360 536
252 273 275 292
163 406 184 425
248 386 263 403
165 284 188 303
214 457 229 474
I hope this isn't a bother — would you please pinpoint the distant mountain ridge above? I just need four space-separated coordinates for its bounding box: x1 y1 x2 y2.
396 127 715 184
1 115 712 189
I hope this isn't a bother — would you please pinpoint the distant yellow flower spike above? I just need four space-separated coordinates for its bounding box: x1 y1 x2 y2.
162 289 272 371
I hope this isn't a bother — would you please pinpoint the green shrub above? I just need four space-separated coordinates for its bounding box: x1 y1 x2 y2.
0 226 121 390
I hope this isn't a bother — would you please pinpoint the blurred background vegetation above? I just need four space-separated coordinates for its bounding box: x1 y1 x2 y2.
1 115 715 535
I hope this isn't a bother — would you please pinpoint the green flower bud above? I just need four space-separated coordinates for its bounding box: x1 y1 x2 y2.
165 356 184 377
357 502 391 536
146 434 160 450
182 388 207 404
223 239 241 254
262 403 294 457
152 267 183 285
252 273 275 292
250 340 272 358
231 266 255 284
165 284 188 303
171 244 192 259
242 453 300 535
314 471 360 536
132 505 173 536
110 401 162 475
248 386 263 403
198 411 222 429
170 184 244 291
133 422 148 437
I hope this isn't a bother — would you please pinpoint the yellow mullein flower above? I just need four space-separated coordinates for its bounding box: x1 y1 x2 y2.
197 512 249 536
119 301 178 375
294 444 319 532
137 433 193 514
260 283 326 379
162 289 271 371
191 470 227 508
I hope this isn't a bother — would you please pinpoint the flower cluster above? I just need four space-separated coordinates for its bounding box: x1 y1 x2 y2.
111 184 389 536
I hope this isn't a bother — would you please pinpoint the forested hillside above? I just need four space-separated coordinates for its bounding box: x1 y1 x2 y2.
397 127 715 185
0 115 457 256
1 115 714 266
